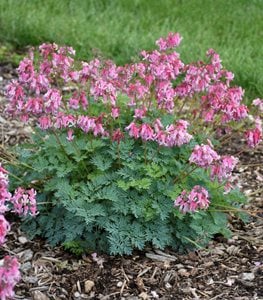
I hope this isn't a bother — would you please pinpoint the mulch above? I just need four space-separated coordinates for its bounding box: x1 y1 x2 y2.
0 62 262 300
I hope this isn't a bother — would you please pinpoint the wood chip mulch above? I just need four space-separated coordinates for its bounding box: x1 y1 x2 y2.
0 63 262 300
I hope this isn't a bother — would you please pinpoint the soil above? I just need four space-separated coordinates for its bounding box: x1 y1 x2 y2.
0 62 262 300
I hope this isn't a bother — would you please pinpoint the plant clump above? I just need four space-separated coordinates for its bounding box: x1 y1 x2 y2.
2 32 262 256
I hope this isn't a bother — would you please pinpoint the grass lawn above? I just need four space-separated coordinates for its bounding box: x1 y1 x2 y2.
0 0 262 100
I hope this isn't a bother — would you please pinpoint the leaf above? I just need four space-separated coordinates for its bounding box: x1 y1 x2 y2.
54 179 75 202
32 156 49 172
117 178 152 191
144 163 167 178
91 153 112 171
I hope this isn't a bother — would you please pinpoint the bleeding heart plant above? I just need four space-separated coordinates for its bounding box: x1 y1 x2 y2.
2 32 262 257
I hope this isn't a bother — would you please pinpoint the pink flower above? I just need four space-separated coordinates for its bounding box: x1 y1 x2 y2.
39 43 57 59
134 107 147 119
0 215 10 245
90 79 117 106
140 123 155 141
0 164 11 214
210 156 238 182
211 53 222 71
69 71 80 82
245 117 262 148
203 110 215 122
174 190 189 213
245 127 262 148
155 130 167 146
222 104 248 122
224 181 234 194
112 128 124 144
188 186 210 210
111 107 120 119
31 74 50 94
55 113 76 129
77 116 96 133
24 97 43 114
11 187 38 217
66 129 74 142
127 81 149 101
156 32 182 51
225 71 234 86
189 144 220 168
153 118 164 133
40 61 52 75
38 115 52 130
52 51 74 81
125 122 140 139
155 81 175 112
174 185 210 213
17 57 35 83
165 120 192 147
93 121 105 137
80 91 88 109
252 98 263 112
43 89 62 113
69 96 80 110
5 80 25 115
0 256 21 300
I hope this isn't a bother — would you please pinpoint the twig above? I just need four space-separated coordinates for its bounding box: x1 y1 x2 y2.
210 293 226 300
40 256 61 263
138 266 152 277
120 279 127 295
121 265 130 282
150 267 158 281
247 188 263 197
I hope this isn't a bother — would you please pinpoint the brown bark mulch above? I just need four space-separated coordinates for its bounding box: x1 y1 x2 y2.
0 62 262 300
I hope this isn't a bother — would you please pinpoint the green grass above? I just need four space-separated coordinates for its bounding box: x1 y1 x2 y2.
0 0 262 100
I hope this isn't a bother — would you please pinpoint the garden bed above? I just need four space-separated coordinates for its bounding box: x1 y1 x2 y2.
0 62 262 300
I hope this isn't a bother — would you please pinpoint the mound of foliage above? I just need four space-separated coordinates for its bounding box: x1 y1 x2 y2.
2 33 262 259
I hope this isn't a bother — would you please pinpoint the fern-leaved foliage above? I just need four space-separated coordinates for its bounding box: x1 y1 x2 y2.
8 129 246 255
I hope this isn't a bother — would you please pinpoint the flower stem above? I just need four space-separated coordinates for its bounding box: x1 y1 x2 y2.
7 171 24 183
174 165 198 184
143 142 147 165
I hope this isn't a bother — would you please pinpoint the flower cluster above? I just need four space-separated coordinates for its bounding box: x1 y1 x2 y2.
242 99 263 148
0 215 10 245
174 185 210 213
0 165 11 244
0 256 20 300
0 163 38 297
156 32 183 51
210 155 239 182
245 117 262 148
125 118 193 146
11 187 38 217
189 143 220 168
189 142 239 186
0 164 38 224
0 165 11 214
5 32 261 153
252 98 263 112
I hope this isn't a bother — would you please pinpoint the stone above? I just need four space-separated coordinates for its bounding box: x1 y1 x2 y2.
241 273 255 281
20 262 32 272
32 291 50 300
18 249 33 262
84 280 95 293
18 236 28 244
139 292 149 299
